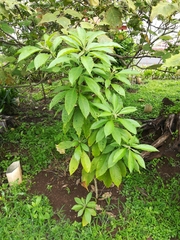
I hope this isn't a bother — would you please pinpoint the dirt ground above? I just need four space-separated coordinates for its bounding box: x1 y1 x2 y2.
1 99 180 222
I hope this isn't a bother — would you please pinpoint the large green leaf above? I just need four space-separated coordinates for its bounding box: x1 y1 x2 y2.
92 102 111 112
164 53 180 67
119 118 137 134
150 2 178 21
84 77 101 97
49 91 66 110
127 150 134 173
96 154 108 178
113 148 126 163
98 137 107 152
104 120 114 137
112 128 122 145
48 56 69 69
69 66 83 85
77 27 86 47
87 31 105 46
18 46 40 62
34 53 49 70
81 151 91 173
111 84 125 97
89 52 112 66
92 143 100 157
81 169 95 186
105 7 122 29
96 128 105 142
38 12 57 24
81 56 94 74
91 119 107 130
56 16 71 29
78 94 90 118
132 144 158 152
56 141 74 154
61 36 80 48
69 155 80 175
65 88 78 114
109 164 122 187
119 106 137 115
132 152 146 169
62 107 74 126
73 109 84 137
57 48 79 58
64 9 83 19
0 22 14 34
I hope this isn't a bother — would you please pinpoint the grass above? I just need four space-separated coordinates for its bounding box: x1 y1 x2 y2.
0 78 180 239
124 79 180 119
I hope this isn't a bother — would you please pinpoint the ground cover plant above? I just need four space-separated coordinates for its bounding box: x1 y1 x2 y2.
0 78 180 239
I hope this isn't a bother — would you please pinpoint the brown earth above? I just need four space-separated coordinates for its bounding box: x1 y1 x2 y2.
1 98 180 223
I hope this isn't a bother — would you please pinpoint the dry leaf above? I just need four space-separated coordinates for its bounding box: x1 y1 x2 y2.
80 181 89 192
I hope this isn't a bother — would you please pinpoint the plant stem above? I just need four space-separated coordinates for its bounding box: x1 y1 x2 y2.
94 178 98 199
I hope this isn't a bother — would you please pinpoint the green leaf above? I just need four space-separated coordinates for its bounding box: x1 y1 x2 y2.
127 150 134 173
77 27 86 47
61 36 80 48
0 22 14 34
56 141 73 154
62 107 74 126
83 209 91 226
34 53 49 70
56 16 71 29
85 192 92 204
69 155 80 175
48 56 69 68
18 46 40 62
38 12 57 24
78 94 90 118
92 143 100 157
64 9 83 19
164 53 180 67
113 148 126 163
97 170 112 188
133 152 146 169
91 119 107 129
111 84 125 97
73 109 84 137
81 151 91 173
96 128 105 142
119 106 137 115
96 154 108 178
57 48 79 58
81 169 94 186
52 36 62 50
105 7 122 29
98 137 107 152
49 91 66 109
112 128 122 145
90 52 112 66
81 56 94 75
69 66 83 85
119 119 137 134
87 31 105 45
118 161 127 177
104 120 114 137
84 77 101 97
80 22 94 29
132 144 158 152
71 204 83 211
150 2 178 21
109 164 122 187
74 145 82 161
65 88 78 114
88 131 97 147
92 102 111 112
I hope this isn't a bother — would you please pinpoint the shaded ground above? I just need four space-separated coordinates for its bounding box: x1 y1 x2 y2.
1 98 180 223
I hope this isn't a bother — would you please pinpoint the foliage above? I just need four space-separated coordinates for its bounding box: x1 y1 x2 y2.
0 87 18 114
17 27 157 191
72 192 96 226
